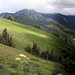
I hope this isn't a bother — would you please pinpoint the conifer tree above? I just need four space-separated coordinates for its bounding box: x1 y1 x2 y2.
36 46 40 56
9 36 12 47
40 51 44 58
50 49 54 61
24 44 32 53
2 28 8 39
0 28 15 47
1 37 5 44
32 42 37 55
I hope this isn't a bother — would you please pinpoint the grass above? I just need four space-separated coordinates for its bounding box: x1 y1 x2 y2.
0 18 72 75
0 18 73 55
0 44 68 75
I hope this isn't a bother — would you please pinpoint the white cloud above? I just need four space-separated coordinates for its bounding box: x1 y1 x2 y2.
47 0 75 7
61 7 75 15
0 0 75 15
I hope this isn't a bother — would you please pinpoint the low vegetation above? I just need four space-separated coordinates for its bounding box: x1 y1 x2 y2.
0 44 67 75
25 42 75 75
0 18 75 75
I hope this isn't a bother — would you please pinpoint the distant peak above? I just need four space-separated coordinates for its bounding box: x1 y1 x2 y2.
16 9 38 14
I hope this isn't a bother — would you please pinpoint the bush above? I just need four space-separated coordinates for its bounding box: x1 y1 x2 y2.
24 67 30 72
11 63 18 69
9 71 19 75
0 65 3 69
6 15 16 21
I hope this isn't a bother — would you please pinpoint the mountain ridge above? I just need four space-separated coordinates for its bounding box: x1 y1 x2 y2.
0 9 75 36
0 12 75 75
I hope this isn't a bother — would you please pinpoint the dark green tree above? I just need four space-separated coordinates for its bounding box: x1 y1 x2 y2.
38 25 40 29
40 51 45 58
48 49 54 61
0 28 15 48
32 42 37 55
34 25 41 30
34 25 37 28
2 28 8 39
24 44 32 53
6 15 16 21
60 47 75 74
9 36 12 47
1 37 5 44
50 49 54 61
36 46 40 56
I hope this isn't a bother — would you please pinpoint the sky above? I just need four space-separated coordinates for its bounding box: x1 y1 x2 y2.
0 0 75 15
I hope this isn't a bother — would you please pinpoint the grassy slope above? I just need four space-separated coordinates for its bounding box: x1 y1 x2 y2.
0 44 67 75
0 18 72 55
46 24 75 45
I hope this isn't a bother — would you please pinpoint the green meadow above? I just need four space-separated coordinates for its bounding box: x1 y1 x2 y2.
0 18 72 55
0 18 73 75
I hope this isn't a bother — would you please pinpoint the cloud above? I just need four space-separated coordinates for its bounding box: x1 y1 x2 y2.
0 0 47 13
46 0 75 15
61 7 75 15
0 0 75 15
47 0 75 8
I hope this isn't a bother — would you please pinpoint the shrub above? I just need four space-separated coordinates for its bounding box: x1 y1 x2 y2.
25 63 30 66
0 65 3 69
6 15 16 21
11 63 18 68
9 71 19 75
33 64 40 67
24 67 30 72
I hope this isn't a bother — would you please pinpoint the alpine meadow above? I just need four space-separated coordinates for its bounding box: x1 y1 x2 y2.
0 0 75 75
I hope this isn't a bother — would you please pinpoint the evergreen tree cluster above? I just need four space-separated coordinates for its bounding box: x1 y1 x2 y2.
60 47 75 74
33 25 41 30
24 42 62 62
24 42 75 74
24 42 40 56
0 28 15 47
40 48 62 62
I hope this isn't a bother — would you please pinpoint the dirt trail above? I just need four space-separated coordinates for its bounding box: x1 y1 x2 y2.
73 39 75 41
33 33 48 37
0 46 19 55
24 30 48 38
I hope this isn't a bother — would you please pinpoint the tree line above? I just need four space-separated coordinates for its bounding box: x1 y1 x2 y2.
24 42 75 75
33 25 41 30
24 42 62 62
0 28 15 47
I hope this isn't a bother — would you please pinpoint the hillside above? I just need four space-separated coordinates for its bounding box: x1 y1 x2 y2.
0 17 75 75
0 9 75 35
0 18 74 56
0 44 68 75
42 13 75 31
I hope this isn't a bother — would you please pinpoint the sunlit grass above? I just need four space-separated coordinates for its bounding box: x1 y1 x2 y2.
0 18 71 55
